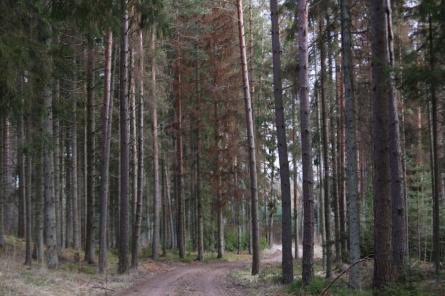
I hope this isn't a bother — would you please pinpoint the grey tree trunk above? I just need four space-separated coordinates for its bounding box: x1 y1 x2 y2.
195 48 204 262
99 30 113 274
297 0 314 286
43 85 59 269
385 0 406 275
340 0 360 288
270 0 293 283
132 29 145 267
319 16 332 279
237 0 260 275
291 86 299 260
72 85 81 252
118 0 130 274
34 154 44 264
428 14 441 275
371 0 394 288
174 23 186 259
0 118 7 248
25 134 33 266
150 29 160 261
85 36 96 264
18 111 26 239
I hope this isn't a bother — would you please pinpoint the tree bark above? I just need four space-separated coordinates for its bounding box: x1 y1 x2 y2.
43 85 59 269
270 0 293 283
150 29 160 261
85 35 96 264
385 0 406 275
18 111 26 239
25 132 33 266
319 16 332 279
118 0 130 274
34 153 44 264
297 0 314 285
174 18 186 258
340 0 360 287
428 14 441 275
99 29 113 274
237 0 260 275
371 0 394 288
132 29 146 267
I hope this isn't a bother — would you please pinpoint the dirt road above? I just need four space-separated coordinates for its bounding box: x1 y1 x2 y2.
118 245 321 296
120 260 247 296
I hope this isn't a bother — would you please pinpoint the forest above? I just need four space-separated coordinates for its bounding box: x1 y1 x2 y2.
0 0 444 295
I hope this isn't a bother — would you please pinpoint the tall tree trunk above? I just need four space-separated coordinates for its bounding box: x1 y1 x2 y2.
0 118 8 248
340 0 360 287
132 29 145 267
237 0 260 275
150 29 160 261
336 53 347 262
297 0 314 285
319 16 332 279
292 86 299 260
54 117 61 250
34 153 44 264
25 133 33 266
195 47 204 262
428 14 441 275
43 85 59 269
385 1 405 275
85 36 96 264
118 0 130 274
99 29 113 274
18 111 26 239
175 21 186 259
72 85 81 253
371 0 394 288
270 0 293 283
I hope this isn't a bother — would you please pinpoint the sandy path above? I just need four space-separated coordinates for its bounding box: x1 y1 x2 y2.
119 261 246 296
119 244 320 296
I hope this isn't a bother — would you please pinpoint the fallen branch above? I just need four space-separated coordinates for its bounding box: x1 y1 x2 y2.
320 255 373 296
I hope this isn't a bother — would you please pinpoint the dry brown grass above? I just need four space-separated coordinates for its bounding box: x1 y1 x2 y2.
0 236 161 296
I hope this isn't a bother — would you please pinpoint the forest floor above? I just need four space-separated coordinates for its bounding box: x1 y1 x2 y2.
1 236 443 296
117 244 323 296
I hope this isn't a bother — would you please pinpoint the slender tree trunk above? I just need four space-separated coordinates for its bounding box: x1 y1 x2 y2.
85 36 96 264
297 0 314 285
336 53 347 262
25 135 33 266
319 16 332 279
43 85 59 269
161 158 167 256
150 29 160 261
174 21 186 259
132 29 145 267
237 0 260 275
118 0 130 273
0 119 4 249
53 116 61 250
99 29 113 274
217 174 224 259
371 0 394 288
330 106 340 265
195 50 204 262
72 87 81 253
34 153 44 264
18 111 26 239
270 0 293 282
291 86 299 260
428 14 441 275
383 1 406 275
340 0 360 287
